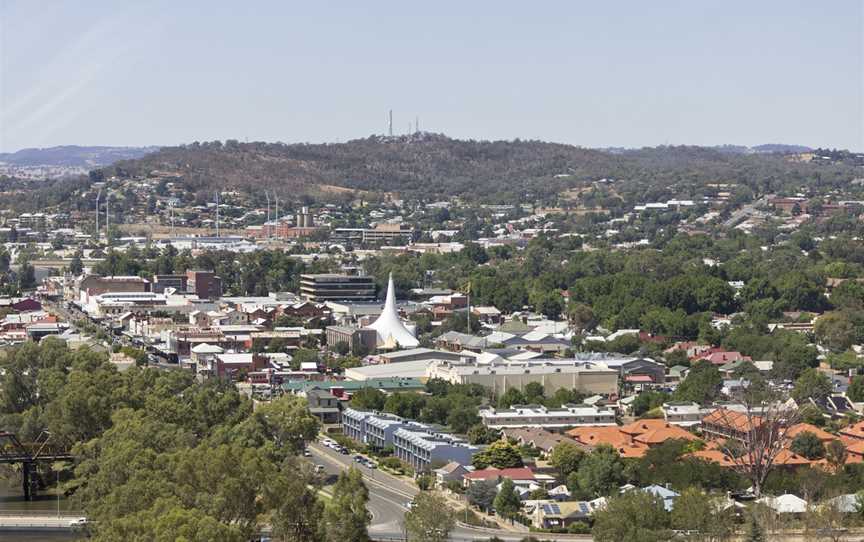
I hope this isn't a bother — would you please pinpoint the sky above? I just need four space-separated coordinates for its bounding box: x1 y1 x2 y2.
0 0 861 152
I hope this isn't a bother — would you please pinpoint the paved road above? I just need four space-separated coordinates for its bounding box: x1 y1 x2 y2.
309 442 592 542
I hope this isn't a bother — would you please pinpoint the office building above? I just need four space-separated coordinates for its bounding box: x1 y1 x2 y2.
299 274 376 302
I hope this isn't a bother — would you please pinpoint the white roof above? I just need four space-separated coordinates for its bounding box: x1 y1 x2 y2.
366 274 419 348
758 494 807 514
191 343 223 354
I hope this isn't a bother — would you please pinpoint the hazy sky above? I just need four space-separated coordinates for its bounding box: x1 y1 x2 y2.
0 1 861 152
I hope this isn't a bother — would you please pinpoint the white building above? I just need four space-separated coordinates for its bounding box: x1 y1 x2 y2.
479 403 615 429
366 273 419 348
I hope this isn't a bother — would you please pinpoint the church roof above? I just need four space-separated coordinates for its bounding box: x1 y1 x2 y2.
366 274 419 348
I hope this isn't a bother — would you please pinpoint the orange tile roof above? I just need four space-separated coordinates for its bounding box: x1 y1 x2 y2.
847 440 864 457
691 448 813 467
702 408 765 432
634 425 698 445
567 420 696 455
840 421 864 441
786 423 837 443
567 426 634 449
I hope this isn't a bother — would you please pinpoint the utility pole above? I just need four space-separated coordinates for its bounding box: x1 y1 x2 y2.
105 192 110 247
95 189 101 240
274 193 279 239
169 200 176 238
215 191 220 238
265 191 271 240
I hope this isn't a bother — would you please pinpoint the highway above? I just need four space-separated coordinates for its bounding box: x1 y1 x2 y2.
308 442 592 542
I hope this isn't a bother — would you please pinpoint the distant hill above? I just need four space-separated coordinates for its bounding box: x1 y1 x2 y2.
713 144 813 155
105 135 853 204
0 145 159 167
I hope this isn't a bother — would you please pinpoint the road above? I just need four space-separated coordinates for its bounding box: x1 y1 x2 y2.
309 442 592 542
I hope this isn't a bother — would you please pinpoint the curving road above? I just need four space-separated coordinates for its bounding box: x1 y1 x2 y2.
309 442 592 542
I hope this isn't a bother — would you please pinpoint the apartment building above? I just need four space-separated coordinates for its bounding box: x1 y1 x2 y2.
342 408 479 469
479 403 615 430
393 427 478 472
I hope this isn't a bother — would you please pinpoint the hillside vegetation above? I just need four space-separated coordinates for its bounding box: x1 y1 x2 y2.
74 135 864 204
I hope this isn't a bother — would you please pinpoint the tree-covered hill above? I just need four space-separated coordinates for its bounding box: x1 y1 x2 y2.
105 134 859 204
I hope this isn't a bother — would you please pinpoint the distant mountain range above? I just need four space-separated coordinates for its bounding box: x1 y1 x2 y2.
0 145 159 167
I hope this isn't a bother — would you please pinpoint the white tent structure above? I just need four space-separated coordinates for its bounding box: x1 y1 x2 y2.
367 274 419 349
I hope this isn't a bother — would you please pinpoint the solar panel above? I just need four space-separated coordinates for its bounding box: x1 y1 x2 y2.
542 504 561 514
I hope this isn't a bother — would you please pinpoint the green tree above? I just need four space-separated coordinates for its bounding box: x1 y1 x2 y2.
592 490 672 542
447 406 479 434
632 391 670 417
789 432 825 460
69 251 84 276
791 368 832 404
322 468 370 542
466 479 497 512
467 424 500 445
671 487 734 542
497 388 526 408
472 441 523 470
549 442 585 479
575 445 625 497
492 478 521 521
247 394 320 456
350 387 386 411
673 361 722 405
815 311 861 352
849 375 864 402
404 492 455 542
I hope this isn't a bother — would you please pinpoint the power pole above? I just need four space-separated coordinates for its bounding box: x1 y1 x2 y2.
274 194 279 239
215 191 220 238
265 191 271 240
105 192 110 247
95 189 101 240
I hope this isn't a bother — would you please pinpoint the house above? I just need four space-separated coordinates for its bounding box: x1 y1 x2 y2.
433 461 471 487
638 484 680 511
500 427 591 455
302 389 341 425
463 467 538 488
566 419 697 459
532 501 593 530
698 350 752 366
662 402 703 427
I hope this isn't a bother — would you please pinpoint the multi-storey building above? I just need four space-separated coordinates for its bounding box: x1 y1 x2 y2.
299 274 376 302
342 408 479 469
393 427 478 472
187 270 222 300
426 357 619 396
479 403 615 430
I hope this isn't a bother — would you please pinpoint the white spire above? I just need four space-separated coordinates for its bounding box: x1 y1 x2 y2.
367 273 419 348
